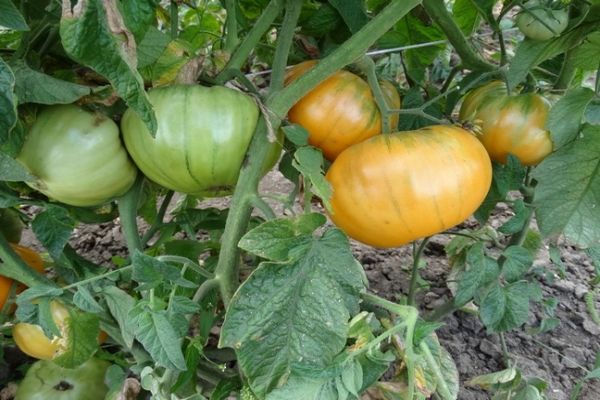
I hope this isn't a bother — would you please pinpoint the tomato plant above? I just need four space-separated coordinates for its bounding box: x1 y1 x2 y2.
285 60 401 160
121 84 280 197
16 105 137 207
1 0 599 399
326 126 492 248
516 1 569 41
15 357 110 400
459 80 553 166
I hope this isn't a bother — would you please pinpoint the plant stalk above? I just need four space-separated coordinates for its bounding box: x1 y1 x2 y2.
118 174 144 254
215 0 284 84
422 0 495 71
224 0 239 52
408 238 430 306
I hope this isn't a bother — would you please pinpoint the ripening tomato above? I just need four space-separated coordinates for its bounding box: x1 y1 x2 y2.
12 300 107 360
17 105 137 207
285 60 401 160
326 126 492 248
459 81 552 166
121 84 280 197
0 244 45 312
516 1 569 41
16 358 110 400
13 300 70 360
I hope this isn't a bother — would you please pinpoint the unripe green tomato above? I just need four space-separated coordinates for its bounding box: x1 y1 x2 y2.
516 1 569 41
0 208 24 243
121 84 279 197
16 358 110 400
17 105 137 207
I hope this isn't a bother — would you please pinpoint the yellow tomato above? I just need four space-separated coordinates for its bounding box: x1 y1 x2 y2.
285 60 401 160
326 125 492 248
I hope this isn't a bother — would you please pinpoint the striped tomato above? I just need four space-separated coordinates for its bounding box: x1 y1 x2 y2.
326 126 492 248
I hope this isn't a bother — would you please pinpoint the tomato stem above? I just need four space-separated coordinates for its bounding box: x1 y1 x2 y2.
355 55 393 134
422 0 496 72
170 1 179 40
361 293 418 399
268 0 303 93
407 237 430 306
223 0 239 53
249 194 276 220
215 0 284 84
117 174 144 254
141 191 174 247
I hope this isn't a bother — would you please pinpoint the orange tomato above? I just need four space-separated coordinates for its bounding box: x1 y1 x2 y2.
459 81 552 166
285 60 401 160
326 125 492 248
0 244 45 312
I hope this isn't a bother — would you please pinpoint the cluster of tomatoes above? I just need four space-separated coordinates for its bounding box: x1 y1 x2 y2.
287 62 552 248
14 64 553 249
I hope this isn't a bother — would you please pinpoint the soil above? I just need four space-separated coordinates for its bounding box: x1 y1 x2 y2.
6 170 600 400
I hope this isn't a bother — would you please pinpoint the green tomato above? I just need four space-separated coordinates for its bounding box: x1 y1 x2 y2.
16 358 110 400
121 84 280 197
0 208 24 243
516 1 569 41
17 105 137 207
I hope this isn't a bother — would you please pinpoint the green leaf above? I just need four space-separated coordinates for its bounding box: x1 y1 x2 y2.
103 286 136 349
452 0 481 34
129 305 186 370
388 14 445 83
293 146 332 210
239 213 327 261
467 368 518 389
131 251 195 290
32 206 76 260
586 98 600 125
547 87 596 149
507 19 600 90
73 286 104 313
282 124 309 146
220 229 366 397
168 296 200 315
11 61 92 105
455 243 500 305
501 246 533 282
118 0 157 41
265 372 338 400
54 310 100 369
137 26 171 68
419 336 459 400
480 281 530 332
498 200 532 235
533 125 600 247
60 0 157 135
0 0 29 30
0 56 17 143
328 0 368 33
570 32 600 71
0 152 34 181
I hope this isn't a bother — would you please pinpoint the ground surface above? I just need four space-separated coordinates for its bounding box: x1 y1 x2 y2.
5 170 600 399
